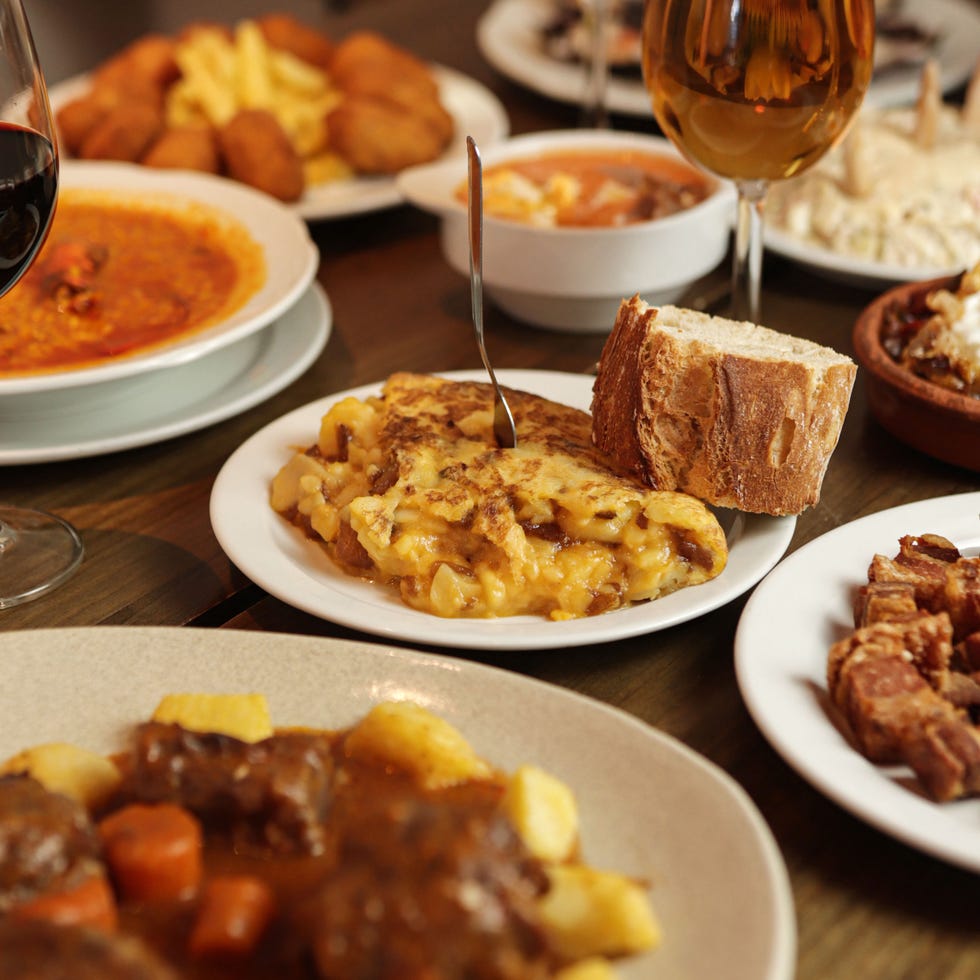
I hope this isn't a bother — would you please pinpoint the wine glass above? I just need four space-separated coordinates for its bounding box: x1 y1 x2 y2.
642 0 875 321
0 0 83 608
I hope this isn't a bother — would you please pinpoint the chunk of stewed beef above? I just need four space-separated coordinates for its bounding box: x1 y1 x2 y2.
0 774 101 912
0 919 177 979
117 722 336 854
309 773 553 979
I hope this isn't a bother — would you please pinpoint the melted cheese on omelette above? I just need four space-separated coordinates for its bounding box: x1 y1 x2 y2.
270 373 728 620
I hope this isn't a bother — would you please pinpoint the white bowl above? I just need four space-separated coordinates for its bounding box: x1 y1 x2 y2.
396 129 735 332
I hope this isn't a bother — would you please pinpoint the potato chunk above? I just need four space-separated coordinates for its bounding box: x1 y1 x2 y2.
152 693 273 743
538 865 661 961
504 764 579 862
554 959 619 980
343 701 493 789
0 743 121 808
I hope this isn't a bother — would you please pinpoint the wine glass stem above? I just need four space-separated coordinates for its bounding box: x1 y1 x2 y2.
731 178 768 323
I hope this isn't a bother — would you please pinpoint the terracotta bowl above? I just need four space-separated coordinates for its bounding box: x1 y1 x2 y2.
852 273 980 473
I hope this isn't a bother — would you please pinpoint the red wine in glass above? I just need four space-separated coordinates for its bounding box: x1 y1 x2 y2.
0 121 57 293
0 0 83 609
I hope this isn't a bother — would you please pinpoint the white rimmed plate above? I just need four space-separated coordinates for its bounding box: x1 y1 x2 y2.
735 491 980 874
0 283 330 464
210 369 796 650
763 225 967 290
0 160 318 396
477 0 980 115
48 66 509 223
0 624 797 980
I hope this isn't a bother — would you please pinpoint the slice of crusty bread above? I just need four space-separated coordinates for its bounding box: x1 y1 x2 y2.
591 296 857 516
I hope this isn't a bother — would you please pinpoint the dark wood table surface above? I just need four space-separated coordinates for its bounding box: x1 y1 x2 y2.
7 2 980 977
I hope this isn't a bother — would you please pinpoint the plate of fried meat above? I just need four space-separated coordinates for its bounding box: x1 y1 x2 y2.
735 492 980 874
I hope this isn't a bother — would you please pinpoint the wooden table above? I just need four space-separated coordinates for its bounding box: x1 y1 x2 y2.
8 2 980 977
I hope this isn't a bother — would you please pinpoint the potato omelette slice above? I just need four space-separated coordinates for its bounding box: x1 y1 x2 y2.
271 372 728 619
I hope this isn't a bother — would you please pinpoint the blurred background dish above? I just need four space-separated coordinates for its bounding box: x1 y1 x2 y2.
396 129 735 332
479 0 980 115
47 45 510 222
0 160 317 395
852 272 980 473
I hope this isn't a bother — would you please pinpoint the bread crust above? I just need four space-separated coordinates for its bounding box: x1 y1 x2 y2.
591 296 857 515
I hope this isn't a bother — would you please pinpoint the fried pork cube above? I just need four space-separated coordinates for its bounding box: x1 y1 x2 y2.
902 715 980 801
79 101 165 163
141 123 220 173
256 13 334 70
868 534 962 612
944 558 980 641
853 580 919 629
827 618 960 763
118 722 335 855
217 108 305 201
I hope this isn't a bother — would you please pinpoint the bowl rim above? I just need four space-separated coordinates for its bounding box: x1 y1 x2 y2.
396 127 736 236
851 272 980 423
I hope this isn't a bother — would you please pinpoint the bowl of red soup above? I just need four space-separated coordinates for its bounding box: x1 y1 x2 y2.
396 129 734 332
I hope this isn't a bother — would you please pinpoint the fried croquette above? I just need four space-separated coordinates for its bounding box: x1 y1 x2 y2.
256 13 334 70
92 34 180 93
327 95 450 175
79 101 165 163
141 123 220 173
218 109 304 201
329 31 435 93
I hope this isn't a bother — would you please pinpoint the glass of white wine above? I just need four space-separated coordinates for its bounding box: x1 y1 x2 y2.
0 0 84 608
642 0 875 321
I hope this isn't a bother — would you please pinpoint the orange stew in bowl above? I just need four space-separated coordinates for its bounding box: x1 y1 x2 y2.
0 191 266 375
456 148 712 228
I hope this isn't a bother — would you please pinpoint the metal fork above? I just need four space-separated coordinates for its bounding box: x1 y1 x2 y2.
466 135 518 449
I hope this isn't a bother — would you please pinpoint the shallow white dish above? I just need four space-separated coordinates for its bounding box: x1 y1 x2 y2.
211 368 796 650
735 491 980 874
477 0 980 114
0 160 318 396
0 283 330 465
764 225 965 290
0 624 796 980
48 66 509 223
397 129 735 332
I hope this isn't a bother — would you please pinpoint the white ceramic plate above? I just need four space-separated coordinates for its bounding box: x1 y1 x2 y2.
0 624 796 980
48 66 509 223
0 283 330 465
477 0 652 116
0 160 318 396
763 225 965 290
477 0 980 114
735 491 980 874
211 369 796 650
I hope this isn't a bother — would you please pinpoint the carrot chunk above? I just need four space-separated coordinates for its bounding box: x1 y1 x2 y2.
188 874 275 957
12 873 118 932
98 802 202 902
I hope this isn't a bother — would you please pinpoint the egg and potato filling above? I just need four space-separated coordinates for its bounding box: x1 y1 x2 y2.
271 372 727 620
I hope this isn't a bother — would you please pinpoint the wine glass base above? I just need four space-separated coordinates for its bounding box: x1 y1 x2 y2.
0 505 84 609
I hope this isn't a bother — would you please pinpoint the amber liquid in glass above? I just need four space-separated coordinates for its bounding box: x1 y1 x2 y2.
642 0 875 182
